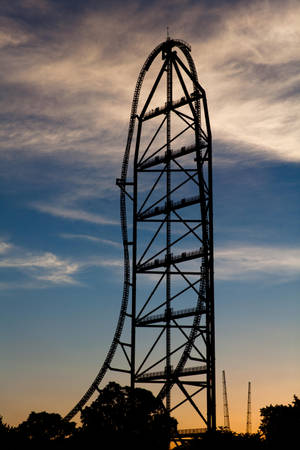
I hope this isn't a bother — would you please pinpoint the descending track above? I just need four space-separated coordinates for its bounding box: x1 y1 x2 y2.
65 38 216 432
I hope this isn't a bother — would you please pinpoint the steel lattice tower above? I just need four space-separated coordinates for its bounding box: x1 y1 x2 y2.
222 370 230 430
65 38 216 438
246 381 252 434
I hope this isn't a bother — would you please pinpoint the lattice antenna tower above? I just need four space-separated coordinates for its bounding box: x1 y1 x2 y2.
222 370 230 430
246 381 252 434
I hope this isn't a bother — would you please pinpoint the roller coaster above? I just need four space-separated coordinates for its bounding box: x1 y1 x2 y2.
65 37 216 438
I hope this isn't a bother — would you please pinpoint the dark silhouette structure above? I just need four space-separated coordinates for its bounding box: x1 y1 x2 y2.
79 382 176 450
17 411 75 441
246 381 252 434
259 395 300 446
65 37 216 441
222 370 230 430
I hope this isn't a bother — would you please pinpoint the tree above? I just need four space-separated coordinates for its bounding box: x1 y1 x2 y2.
0 415 9 432
259 395 300 446
0 415 11 444
17 411 76 447
188 428 264 450
79 381 177 449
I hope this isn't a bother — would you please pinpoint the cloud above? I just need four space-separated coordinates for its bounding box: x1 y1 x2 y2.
0 238 123 289
32 202 119 225
184 0 300 163
90 257 123 269
0 248 80 286
59 233 121 248
0 0 299 173
157 241 300 283
0 241 11 254
215 245 300 281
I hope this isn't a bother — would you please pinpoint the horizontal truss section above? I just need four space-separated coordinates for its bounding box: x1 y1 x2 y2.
138 195 201 219
139 142 207 169
136 306 206 325
136 365 207 382
176 428 206 437
142 91 202 121
137 248 204 272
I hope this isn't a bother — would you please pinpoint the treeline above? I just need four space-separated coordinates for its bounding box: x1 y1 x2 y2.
0 382 174 450
1 382 299 449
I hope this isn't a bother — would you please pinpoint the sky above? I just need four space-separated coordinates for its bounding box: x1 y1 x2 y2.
0 0 300 434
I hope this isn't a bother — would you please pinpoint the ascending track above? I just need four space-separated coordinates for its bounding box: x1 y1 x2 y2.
65 38 216 432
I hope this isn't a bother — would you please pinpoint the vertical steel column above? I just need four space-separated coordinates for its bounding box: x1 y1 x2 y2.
165 42 172 414
205 92 216 431
131 118 143 394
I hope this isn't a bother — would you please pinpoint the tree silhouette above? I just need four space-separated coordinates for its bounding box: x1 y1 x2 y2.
188 428 264 449
5 387 300 448
17 411 76 447
0 415 11 445
79 381 177 449
260 395 300 446
0 415 9 432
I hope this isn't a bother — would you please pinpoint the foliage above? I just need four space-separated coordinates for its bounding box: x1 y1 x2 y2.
79 381 177 449
0 415 9 432
187 428 264 449
1 389 300 449
259 395 300 446
1 411 77 449
0 415 11 445
17 411 76 443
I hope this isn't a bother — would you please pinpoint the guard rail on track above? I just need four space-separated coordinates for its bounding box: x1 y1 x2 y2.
136 365 207 381
136 306 205 325
143 91 202 121
137 248 204 272
138 194 201 219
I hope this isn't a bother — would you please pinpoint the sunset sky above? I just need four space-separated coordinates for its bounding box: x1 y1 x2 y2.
0 0 300 433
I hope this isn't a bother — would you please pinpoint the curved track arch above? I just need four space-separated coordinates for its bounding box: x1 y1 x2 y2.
65 38 216 432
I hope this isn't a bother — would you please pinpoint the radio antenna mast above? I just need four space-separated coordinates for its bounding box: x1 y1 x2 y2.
246 381 252 434
222 370 230 430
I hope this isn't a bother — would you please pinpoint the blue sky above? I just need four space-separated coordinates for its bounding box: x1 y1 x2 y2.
0 0 299 432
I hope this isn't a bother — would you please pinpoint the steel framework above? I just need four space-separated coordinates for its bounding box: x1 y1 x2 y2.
246 381 252 434
222 370 230 430
65 38 216 437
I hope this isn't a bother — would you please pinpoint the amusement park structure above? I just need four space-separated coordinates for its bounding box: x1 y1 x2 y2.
65 37 216 439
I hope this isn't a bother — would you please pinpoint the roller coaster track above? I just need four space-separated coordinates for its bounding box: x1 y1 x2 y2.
64 38 216 433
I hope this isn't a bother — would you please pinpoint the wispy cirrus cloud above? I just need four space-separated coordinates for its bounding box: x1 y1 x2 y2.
0 240 79 286
215 245 300 281
187 0 300 164
32 202 118 226
59 233 121 248
0 241 11 254
0 0 299 174
160 240 300 283
0 238 122 289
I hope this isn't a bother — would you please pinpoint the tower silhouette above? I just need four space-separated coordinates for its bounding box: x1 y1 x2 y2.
222 370 230 430
246 381 252 434
65 38 216 443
